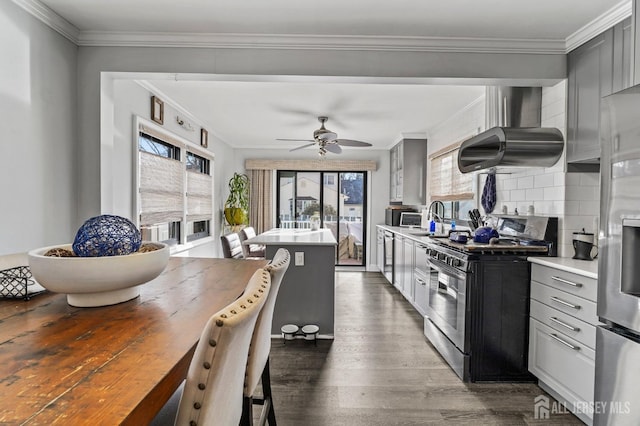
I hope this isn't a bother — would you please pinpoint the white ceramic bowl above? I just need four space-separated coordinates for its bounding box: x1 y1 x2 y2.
28 243 169 307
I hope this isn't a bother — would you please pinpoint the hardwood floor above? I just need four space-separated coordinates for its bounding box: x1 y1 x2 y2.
264 271 583 425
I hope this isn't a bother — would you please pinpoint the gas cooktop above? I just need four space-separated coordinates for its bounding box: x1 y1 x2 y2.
428 236 550 255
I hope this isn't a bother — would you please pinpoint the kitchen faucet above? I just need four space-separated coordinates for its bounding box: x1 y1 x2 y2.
427 200 445 223
427 200 446 235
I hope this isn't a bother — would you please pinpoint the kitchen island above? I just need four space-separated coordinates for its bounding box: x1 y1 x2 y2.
244 228 337 338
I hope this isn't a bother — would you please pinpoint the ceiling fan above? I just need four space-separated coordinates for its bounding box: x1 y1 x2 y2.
277 116 372 156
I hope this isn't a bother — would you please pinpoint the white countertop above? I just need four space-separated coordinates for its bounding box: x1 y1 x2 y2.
243 228 337 246
527 256 598 279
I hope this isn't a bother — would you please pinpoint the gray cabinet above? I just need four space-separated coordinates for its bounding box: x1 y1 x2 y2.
528 264 600 426
613 17 633 93
567 30 613 166
567 18 632 169
389 139 427 204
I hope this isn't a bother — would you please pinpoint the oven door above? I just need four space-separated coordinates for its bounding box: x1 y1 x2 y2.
425 257 468 352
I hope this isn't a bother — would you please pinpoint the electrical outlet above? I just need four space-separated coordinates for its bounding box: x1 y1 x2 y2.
295 252 304 266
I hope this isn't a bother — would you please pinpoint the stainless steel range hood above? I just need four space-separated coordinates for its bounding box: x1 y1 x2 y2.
457 87 564 173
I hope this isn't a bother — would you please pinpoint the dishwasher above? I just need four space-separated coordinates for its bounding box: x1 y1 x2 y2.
382 231 394 284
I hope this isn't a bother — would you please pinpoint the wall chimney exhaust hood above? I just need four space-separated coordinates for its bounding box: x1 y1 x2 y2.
457 87 564 173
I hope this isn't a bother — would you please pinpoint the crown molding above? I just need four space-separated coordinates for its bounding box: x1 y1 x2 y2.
565 0 632 52
14 0 632 55
76 31 567 54
11 0 79 43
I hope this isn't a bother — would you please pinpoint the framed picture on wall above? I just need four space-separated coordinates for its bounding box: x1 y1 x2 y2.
151 96 164 124
201 128 209 148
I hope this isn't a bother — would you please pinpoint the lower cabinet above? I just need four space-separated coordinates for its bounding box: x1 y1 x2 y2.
528 263 599 425
412 270 428 315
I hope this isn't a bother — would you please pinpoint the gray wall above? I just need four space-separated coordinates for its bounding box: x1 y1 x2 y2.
0 2 77 255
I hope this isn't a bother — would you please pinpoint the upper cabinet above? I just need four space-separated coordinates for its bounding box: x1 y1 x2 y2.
390 138 427 205
566 18 632 170
612 17 633 93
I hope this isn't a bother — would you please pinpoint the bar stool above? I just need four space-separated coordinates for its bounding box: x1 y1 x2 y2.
239 226 266 258
221 232 244 259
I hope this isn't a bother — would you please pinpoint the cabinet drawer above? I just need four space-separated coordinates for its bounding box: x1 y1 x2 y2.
529 318 595 407
531 282 598 325
530 299 597 349
531 264 597 301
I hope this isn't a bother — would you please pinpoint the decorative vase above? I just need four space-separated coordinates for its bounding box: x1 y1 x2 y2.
224 207 246 226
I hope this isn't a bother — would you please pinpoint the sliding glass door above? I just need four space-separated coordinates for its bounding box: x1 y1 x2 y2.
277 171 367 266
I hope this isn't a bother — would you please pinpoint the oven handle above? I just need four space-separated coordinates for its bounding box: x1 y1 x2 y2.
427 258 467 281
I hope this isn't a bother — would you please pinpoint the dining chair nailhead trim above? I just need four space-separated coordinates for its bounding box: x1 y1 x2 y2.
203 362 211 369
189 421 197 426
208 339 216 347
193 402 201 409
198 383 206 390
216 319 224 327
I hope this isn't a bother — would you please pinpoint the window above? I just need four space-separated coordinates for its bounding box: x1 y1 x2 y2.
137 122 213 246
139 133 180 160
186 151 210 174
276 171 367 266
429 142 474 220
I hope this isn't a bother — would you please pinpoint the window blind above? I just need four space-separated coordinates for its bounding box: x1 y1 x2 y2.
429 143 473 201
139 151 184 225
186 170 213 222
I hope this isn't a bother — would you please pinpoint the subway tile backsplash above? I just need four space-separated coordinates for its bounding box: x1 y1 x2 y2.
427 80 600 258
492 80 600 257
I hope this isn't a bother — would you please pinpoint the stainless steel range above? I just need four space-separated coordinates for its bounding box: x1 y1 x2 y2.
423 215 557 382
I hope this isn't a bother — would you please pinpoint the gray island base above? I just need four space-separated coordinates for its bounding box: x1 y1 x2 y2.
243 228 337 338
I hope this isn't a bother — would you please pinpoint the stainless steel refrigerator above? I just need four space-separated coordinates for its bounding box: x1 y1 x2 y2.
595 85 640 425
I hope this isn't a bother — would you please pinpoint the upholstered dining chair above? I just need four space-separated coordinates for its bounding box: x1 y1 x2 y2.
151 269 271 426
239 227 266 259
221 232 244 259
240 248 291 426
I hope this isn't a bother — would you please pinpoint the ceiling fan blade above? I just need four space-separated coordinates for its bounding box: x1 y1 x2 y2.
277 138 315 142
336 139 372 147
324 143 342 154
290 142 317 152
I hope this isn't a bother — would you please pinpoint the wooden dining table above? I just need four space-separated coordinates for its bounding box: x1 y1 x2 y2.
0 256 268 425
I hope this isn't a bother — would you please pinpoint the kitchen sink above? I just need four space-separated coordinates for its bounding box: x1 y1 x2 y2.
408 231 432 237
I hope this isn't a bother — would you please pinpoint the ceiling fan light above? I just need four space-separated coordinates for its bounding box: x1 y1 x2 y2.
314 130 337 141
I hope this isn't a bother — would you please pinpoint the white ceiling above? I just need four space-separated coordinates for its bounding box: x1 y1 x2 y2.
30 0 630 151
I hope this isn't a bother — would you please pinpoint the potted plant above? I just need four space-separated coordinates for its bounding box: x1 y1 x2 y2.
224 172 250 226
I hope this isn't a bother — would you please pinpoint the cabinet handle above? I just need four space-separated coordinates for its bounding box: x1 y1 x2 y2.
550 296 581 310
551 276 583 288
549 333 580 351
415 277 426 286
550 316 580 332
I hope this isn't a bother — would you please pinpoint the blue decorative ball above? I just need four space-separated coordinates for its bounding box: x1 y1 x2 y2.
73 215 142 257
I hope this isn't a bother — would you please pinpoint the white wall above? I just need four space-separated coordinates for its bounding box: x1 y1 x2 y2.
0 2 77 255
109 79 235 257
